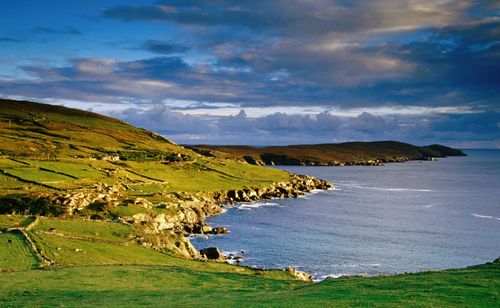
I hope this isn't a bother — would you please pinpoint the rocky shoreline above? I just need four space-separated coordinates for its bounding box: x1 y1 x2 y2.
0 172 332 281
0 173 333 264
122 173 333 259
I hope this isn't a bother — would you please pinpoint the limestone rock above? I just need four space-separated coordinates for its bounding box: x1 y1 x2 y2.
285 267 314 282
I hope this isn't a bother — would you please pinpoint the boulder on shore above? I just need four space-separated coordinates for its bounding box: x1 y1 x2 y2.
200 247 226 262
211 226 228 235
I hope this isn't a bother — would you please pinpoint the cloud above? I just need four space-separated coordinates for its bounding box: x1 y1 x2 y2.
1 1 498 146
108 104 499 147
31 26 83 35
103 1 476 35
117 104 214 135
2 3 497 111
142 40 189 54
429 111 500 134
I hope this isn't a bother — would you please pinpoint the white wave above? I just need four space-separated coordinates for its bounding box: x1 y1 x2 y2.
308 189 323 194
238 202 280 211
472 213 500 221
318 273 349 280
422 204 436 208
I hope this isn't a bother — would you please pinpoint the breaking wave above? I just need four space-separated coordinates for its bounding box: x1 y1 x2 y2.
238 202 280 211
472 213 500 221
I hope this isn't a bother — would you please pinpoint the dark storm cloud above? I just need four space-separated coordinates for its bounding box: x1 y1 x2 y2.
117 105 213 135
111 105 499 146
142 40 189 54
396 20 500 89
103 1 474 35
101 1 500 110
2 1 496 111
31 26 83 35
429 111 500 134
0 57 196 103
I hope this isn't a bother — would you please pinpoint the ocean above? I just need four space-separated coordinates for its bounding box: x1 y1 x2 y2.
191 149 500 280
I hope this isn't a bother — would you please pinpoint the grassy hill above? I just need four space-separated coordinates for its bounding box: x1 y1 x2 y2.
0 99 496 307
0 98 299 259
190 141 466 166
0 98 290 198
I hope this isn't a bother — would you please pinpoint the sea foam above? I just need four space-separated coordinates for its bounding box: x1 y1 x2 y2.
472 213 500 221
238 202 280 211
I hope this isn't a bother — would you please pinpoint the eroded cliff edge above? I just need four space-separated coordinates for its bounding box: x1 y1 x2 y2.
0 173 332 259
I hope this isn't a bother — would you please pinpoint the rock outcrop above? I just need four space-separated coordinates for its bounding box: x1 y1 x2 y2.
0 171 332 263
200 247 226 262
0 183 125 217
285 267 314 282
213 174 332 204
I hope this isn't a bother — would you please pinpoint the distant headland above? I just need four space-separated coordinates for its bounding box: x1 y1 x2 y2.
188 141 466 167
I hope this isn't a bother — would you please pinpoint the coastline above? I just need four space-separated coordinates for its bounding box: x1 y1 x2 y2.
192 185 340 282
189 154 500 281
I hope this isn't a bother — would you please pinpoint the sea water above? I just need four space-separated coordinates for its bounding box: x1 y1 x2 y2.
192 150 500 280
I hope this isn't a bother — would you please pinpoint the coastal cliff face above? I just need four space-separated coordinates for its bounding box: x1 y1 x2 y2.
0 173 332 259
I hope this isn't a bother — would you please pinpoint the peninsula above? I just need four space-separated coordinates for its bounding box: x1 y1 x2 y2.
189 142 466 166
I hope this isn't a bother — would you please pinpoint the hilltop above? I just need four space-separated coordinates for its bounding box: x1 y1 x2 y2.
190 141 466 166
0 98 191 160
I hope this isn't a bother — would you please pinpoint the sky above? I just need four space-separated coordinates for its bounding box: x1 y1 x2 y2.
0 1 499 147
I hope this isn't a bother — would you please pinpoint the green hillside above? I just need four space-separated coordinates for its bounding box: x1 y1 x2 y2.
0 98 290 198
0 257 498 307
0 98 298 259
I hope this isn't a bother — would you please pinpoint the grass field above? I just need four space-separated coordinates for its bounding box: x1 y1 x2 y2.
0 156 289 205
0 262 497 307
0 215 35 229
25 160 105 179
0 99 291 200
5 167 74 183
35 218 135 242
0 232 38 271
